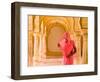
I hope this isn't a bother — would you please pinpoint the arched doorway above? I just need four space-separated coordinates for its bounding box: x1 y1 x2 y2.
46 23 66 58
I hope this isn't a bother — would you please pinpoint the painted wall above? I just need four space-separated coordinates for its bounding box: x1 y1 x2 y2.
0 0 100 82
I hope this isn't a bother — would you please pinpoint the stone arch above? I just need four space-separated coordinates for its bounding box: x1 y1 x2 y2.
45 22 67 58
44 18 70 32
47 22 66 35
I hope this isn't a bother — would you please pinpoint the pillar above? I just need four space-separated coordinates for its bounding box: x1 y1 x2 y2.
39 21 46 61
33 16 40 65
28 16 34 66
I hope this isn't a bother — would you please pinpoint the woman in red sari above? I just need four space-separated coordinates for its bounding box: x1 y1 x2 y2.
58 32 76 65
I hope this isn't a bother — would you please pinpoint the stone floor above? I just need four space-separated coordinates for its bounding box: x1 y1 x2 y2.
32 57 63 66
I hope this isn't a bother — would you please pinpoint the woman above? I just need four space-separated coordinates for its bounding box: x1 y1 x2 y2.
58 32 76 65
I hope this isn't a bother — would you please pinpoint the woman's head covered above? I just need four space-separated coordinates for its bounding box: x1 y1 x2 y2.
63 32 70 40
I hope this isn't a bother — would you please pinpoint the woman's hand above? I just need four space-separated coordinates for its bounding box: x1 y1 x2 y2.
58 43 60 47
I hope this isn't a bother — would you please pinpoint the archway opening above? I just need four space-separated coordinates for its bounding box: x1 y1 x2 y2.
46 23 66 58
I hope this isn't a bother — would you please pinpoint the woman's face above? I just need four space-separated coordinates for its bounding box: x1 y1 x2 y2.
64 38 68 43
63 33 70 41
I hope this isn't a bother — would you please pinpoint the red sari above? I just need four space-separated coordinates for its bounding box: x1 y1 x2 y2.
58 32 76 65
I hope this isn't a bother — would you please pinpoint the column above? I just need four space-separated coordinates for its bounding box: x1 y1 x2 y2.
74 35 82 64
73 17 82 64
82 34 88 64
74 17 81 31
28 16 34 66
39 21 46 61
42 26 47 58
33 33 39 65
33 16 40 65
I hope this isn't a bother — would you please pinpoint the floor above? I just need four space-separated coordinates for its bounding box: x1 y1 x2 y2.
32 57 63 66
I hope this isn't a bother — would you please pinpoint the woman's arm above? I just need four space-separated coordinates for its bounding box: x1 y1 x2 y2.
67 41 76 58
